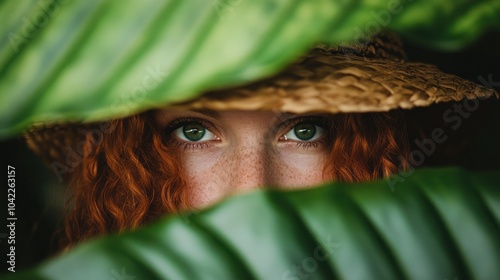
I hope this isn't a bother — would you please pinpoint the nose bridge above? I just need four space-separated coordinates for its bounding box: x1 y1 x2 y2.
230 141 270 192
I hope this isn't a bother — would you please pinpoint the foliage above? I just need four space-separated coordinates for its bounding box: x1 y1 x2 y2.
0 0 499 138
3 167 499 279
1 2 499 278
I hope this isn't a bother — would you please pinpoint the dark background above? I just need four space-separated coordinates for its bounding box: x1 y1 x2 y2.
1 30 499 273
402 30 500 170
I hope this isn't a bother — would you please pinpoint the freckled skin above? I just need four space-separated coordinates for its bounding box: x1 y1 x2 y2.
157 110 329 209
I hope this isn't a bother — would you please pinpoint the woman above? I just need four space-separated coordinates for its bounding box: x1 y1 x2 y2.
25 32 496 248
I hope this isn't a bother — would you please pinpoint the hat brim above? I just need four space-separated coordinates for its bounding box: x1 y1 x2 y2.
168 50 498 113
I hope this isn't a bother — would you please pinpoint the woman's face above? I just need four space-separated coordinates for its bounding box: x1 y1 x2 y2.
156 110 330 208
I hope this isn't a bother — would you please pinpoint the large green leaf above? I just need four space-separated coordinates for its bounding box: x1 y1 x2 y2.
4 167 499 279
1 0 499 138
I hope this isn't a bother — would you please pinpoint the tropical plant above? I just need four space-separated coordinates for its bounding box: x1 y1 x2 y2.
1 0 499 137
2 168 500 279
1 0 499 279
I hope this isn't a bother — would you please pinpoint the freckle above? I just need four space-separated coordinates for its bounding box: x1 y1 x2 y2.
215 157 229 178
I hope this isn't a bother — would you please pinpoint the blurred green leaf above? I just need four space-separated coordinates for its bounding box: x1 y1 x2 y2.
4 167 499 279
0 0 499 138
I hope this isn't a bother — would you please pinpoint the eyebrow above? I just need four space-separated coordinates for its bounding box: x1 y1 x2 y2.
154 108 222 127
272 112 331 131
191 109 222 120
276 112 297 121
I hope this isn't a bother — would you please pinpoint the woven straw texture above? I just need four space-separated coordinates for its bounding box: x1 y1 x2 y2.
171 51 497 113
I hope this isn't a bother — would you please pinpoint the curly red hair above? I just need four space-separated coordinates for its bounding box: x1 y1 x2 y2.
63 110 409 248
325 112 410 182
63 112 187 247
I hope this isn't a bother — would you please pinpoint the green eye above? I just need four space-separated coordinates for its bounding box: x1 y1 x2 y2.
284 121 324 142
173 121 215 142
293 123 316 141
182 123 206 141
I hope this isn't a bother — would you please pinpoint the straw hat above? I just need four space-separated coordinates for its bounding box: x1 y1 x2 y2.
170 32 497 113
25 32 498 173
